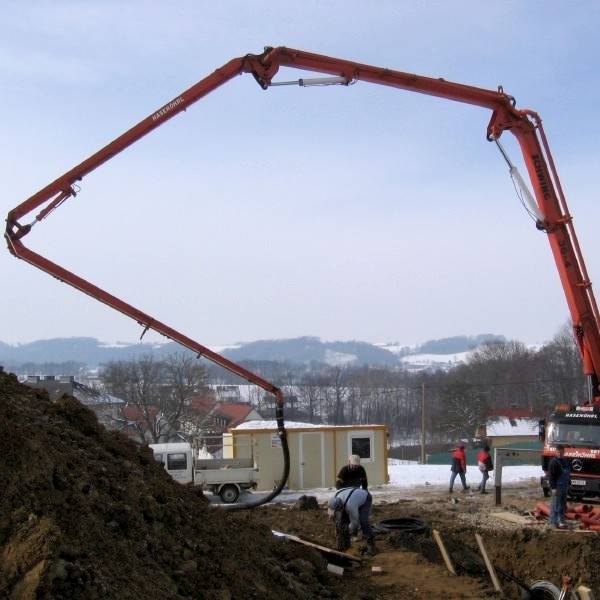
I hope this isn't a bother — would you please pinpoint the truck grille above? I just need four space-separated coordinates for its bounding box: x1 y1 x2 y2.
542 456 600 475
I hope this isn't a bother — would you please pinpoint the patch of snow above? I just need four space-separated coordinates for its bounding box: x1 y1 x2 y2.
234 420 325 430
228 463 542 506
323 349 357 366
208 344 242 353
400 351 471 365
375 342 415 355
387 463 540 487
98 341 136 349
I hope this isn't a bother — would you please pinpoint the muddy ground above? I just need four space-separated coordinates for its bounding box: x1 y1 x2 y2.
255 483 600 599
1 369 598 599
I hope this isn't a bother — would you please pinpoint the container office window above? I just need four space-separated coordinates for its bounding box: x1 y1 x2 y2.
350 432 374 462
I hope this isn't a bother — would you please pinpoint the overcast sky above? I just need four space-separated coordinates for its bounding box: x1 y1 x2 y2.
2 1 600 348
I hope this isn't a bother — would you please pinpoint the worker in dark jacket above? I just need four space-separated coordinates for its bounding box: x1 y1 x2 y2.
336 454 368 490
449 445 469 493
548 444 570 528
328 486 376 555
476 445 493 494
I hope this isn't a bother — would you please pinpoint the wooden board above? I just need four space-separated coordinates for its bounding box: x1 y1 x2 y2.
475 533 504 597
432 529 456 576
272 530 362 562
490 511 539 525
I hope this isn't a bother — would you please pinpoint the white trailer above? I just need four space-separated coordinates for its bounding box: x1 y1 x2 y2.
149 442 258 503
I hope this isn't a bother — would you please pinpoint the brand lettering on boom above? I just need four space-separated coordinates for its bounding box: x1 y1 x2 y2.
151 97 184 121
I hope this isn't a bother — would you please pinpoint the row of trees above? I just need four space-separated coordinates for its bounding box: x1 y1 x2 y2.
98 324 586 445
100 353 208 442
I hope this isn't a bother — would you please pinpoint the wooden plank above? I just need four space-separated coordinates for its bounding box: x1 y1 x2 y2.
475 533 504 596
271 530 362 562
576 585 595 600
371 566 383 575
491 511 537 525
553 528 596 533
432 529 456 576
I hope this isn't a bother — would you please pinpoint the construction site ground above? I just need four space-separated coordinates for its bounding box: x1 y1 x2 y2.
256 482 600 599
1 370 598 600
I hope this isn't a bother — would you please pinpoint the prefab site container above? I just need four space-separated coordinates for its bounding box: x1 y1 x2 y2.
224 422 389 492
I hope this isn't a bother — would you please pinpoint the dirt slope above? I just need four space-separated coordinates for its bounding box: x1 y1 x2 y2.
0 371 349 599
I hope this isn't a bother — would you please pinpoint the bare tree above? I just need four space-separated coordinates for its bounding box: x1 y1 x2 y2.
100 353 208 443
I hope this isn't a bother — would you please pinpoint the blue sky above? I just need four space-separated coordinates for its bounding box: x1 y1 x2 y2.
2 1 600 347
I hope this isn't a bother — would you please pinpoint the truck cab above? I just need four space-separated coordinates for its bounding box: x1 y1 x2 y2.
149 442 194 484
541 405 600 499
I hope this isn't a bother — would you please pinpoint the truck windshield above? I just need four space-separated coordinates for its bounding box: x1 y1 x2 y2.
547 421 600 446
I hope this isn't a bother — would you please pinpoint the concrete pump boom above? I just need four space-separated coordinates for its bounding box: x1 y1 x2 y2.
6 47 600 507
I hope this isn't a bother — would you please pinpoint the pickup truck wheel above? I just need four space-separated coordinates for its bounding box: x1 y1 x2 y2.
219 484 240 503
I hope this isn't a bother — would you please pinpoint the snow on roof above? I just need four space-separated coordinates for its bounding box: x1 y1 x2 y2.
149 442 191 453
486 417 538 437
488 407 535 419
234 420 324 430
233 420 383 431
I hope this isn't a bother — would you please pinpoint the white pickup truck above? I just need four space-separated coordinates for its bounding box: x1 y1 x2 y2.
149 442 259 503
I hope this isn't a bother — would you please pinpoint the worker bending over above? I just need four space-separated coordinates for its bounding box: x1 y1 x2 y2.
336 454 368 489
328 487 376 555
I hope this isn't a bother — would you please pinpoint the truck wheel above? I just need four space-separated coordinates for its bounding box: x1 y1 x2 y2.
219 484 239 503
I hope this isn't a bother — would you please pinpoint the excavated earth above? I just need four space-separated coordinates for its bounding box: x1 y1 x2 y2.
0 371 353 599
256 482 600 599
2 369 599 599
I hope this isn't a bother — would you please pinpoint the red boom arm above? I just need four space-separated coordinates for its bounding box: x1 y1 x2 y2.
6 47 600 415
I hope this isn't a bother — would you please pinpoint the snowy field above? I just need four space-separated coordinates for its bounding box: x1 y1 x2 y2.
387 463 540 488
213 463 542 505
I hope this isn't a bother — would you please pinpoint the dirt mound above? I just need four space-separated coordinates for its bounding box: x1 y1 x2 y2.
0 371 343 599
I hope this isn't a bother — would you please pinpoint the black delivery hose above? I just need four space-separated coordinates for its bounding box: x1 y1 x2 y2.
449 538 532 595
215 389 289 511
373 517 428 534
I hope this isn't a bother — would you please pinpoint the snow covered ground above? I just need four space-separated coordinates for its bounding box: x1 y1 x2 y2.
212 463 542 505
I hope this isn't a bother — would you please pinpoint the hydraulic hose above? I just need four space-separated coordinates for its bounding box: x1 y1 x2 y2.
215 390 290 511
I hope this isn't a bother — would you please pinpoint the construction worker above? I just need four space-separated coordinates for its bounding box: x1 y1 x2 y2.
476 445 493 494
449 445 469 493
548 444 571 528
336 454 368 489
327 487 376 555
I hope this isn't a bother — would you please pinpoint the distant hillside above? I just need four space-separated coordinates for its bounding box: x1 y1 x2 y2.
0 333 508 370
0 337 181 367
415 334 506 355
222 336 398 366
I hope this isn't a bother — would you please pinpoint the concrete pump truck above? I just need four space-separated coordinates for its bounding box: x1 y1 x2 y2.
6 47 600 504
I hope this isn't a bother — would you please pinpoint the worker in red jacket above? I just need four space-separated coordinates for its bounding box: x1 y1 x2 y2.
476 445 493 494
449 445 469 493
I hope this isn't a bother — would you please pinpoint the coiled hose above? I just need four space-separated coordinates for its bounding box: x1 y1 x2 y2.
373 517 428 534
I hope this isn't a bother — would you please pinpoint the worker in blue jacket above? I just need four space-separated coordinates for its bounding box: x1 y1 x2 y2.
548 444 571 528
328 486 376 555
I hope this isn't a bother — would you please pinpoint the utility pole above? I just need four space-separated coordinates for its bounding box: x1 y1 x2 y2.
421 382 426 464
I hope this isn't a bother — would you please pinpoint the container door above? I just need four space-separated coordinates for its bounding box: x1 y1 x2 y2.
300 432 324 489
